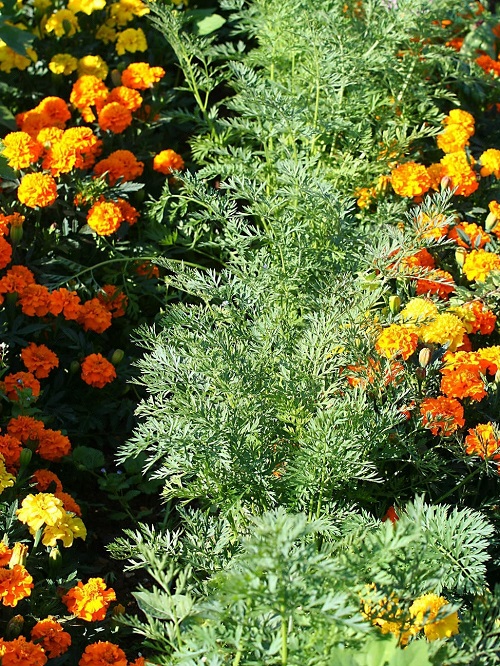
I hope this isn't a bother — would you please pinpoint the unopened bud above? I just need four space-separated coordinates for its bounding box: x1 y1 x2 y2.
69 360 80 375
111 69 122 87
495 369 500 384
9 543 28 567
486 211 499 233
440 176 451 190
113 603 126 616
455 247 467 268
48 547 62 575
419 347 432 368
5 615 24 639
9 224 23 245
19 447 32 467
111 349 124 365
389 295 401 314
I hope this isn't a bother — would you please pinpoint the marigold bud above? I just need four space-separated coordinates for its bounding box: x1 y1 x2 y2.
111 349 125 365
69 360 80 375
10 225 23 245
19 447 32 467
455 248 467 267
486 211 499 232
495 369 500 384
5 614 24 639
419 347 432 368
9 543 28 567
48 547 62 575
415 367 426 380
440 175 451 190
388 295 401 314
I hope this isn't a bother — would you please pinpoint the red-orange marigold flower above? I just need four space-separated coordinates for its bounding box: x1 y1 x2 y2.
49 287 83 320
0 236 12 270
21 343 59 379
31 469 63 493
93 150 144 186
17 173 57 208
440 362 486 402
121 62 165 89
8 416 45 444
0 564 33 607
0 542 12 567
62 577 116 621
37 429 72 462
98 102 133 134
55 491 82 516
0 434 22 470
465 423 500 461
153 149 185 175
78 641 127 666
420 396 465 436
1 636 47 666
18 284 52 317
3 372 40 402
0 265 35 296
97 285 128 317
415 269 455 300
77 298 112 333
31 617 71 658
81 353 117 388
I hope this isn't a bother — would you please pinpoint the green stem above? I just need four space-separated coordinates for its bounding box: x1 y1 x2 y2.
433 467 481 504
233 649 242 666
281 608 288 665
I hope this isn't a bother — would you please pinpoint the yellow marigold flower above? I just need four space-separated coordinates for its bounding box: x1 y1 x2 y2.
375 324 418 360
420 313 466 351
437 124 472 153
17 173 57 208
409 593 459 641
115 27 147 56
427 163 444 190
1 131 42 170
360 585 415 646
399 298 438 329
87 199 124 236
45 9 80 38
42 511 86 548
108 0 149 26
153 149 185 175
95 24 117 43
391 162 431 197
445 109 475 135
49 53 78 76
0 44 37 73
440 151 479 197
463 249 500 282
480 148 500 178
77 55 109 80
16 493 66 533
0 454 15 494
68 0 106 13
63 577 116 621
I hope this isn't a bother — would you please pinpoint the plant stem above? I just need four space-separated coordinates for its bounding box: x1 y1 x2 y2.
433 467 481 504
281 606 288 665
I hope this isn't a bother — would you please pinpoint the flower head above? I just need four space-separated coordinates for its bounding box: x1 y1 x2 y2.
153 149 185 175
31 618 71 658
81 353 117 388
63 577 116 621
17 173 57 208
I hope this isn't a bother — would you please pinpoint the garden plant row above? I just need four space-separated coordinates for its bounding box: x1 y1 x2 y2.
3 0 500 664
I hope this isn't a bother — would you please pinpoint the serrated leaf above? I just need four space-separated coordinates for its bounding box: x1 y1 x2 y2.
194 14 226 36
72 446 106 470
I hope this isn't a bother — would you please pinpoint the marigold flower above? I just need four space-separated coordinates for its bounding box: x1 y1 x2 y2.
0 265 35 296
0 564 33 607
375 324 418 360
121 62 165 89
42 511 86 547
18 283 52 317
465 423 500 460
49 287 83 319
448 222 490 249
93 149 144 185
68 0 106 13
390 162 431 197
115 27 147 55
440 360 487 402
21 343 59 379
476 54 500 77
409 593 459 641
31 617 71 659
416 213 449 240
416 269 455 300
0 236 12 270
87 199 124 236
79 641 127 666
399 298 438 328
17 173 57 208
17 493 65 533
1 635 47 665
36 126 65 151
0 455 15 494
0 435 22 471
480 148 500 178
45 9 80 37
461 301 496 335
81 353 117 388
116 198 139 225
437 124 471 153
2 132 42 170
427 163 444 190
55 491 82 516
48 53 78 76
8 415 45 444
153 149 185 175
0 213 24 237
63 577 116 621
440 151 479 197
420 396 464 436
105 86 142 111
419 313 466 351
78 54 109 80
476 346 500 375
3 372 40 402
0 542 13 567
463 249 500 282
32 469 63 493
399 248 436 272
77 298 112 333
445 109 475 134
95 24 117 43
70 75 109 123
98 102 133 133
97 285 128 317
37 97 72 127
0 44 37 74
360 586 415 646
37 429 72 461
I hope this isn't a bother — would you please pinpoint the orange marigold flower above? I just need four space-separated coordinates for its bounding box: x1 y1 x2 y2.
105 86 143 111
49 287 83 320
0 265 35 296
79 641 127 666
0 565 33 607
445 109 475 134
93 149 144 186
448 222 490 249
463 249 500 282
415 269 455 300
16 110 51 138
440 362 487 402
36 429 71 462
116 198 139 225
3 372 41 402
8 415 45 444
18 284 52 317
416 213 449 240
1 132 42 170
87 200 123 236
121 62 165 89
2 637 47 666
81 353 117 388
463 301 496 334
31 469 63 493
97 285 128 317
390 162 431 197
77 298 112 333
17 173 57 208
36 96 72 128
480 148 500 178
440 151 479 197
0 434 22 471
399 248 435 272
153 149 185 175
31 617 71 659
55 491 82 516
0 236 12 270
476 54 500 77
465 423 500 460
427 163 444 190
98 102 132 134
21 343 59 379
375 324 418 360
70 75 109 122
63 577 116 621
420 396 465 436
0 542 12 567
61 127 102 170
437 124 471 153
129 658 146 666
